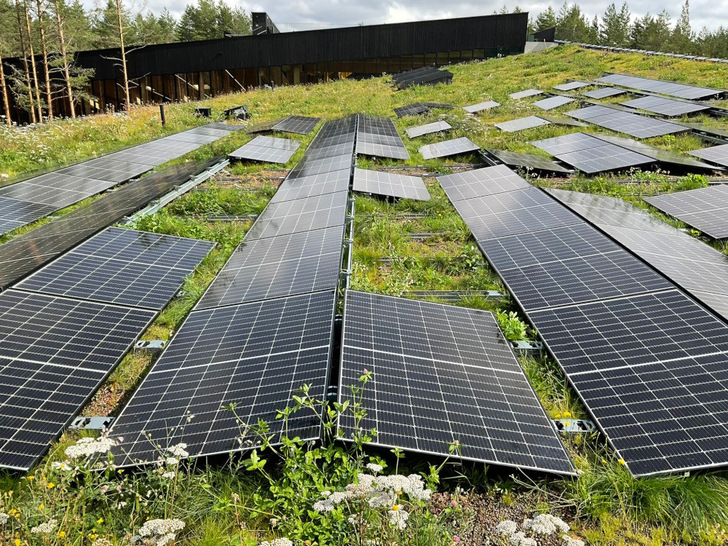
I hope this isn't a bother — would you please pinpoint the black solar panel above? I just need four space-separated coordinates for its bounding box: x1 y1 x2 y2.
288 155 353 179
246 191 349 240
420 137 480 160
270 169 351 204
197 227 344 308
229 136 301 164
355 116 409 160
533 96 575 110
394 103 430 117
450 187 581 240
495 116 550 132
582 87 627 99
690 144 728 168
272 116 321 135
597 73 722 100
352 168 429 201
509 89 543 99
339 291 574 474
0 290 155 470
463 101 500 113
0 197 56 235
405 121 452 139
15 228 213 310
532 132 653 174
437 164 531 201
109 291 336 465
621 96 709 117
485 149 572 174
645 186 728 239
592 134 719 171
566 105 687 139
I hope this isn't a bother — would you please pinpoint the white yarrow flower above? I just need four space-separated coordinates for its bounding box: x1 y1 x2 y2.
138 518 185 537
388 506 409 530
495 519 519 535
30 519 58 534
562 536 585 546
65 436 117 459
366 462 383 474
0 512 9 525
259 539 293 546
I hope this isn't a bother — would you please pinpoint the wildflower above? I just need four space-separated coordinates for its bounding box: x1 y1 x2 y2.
162 471 176 479
137 518 185 537
451 499 457 506
259 540 293 546
366 462 383 474
97 517 104 525
168 443 189 458
39 504 44 510
562 536 585 546
618 459 625 465
601 458 607 464
15 540 20 546
453 537 460 544
388 506 409 530
509 532 537 546
92 539 114 546
0 512 8 525
495 520 518 535
64 436 118 460
58 531 66 538
270 518 278 528
31 519 58 534
52 461 72 472
116 502 127 509
47 482 56 489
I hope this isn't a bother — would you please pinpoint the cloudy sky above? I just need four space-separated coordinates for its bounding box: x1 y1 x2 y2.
116 0 726 33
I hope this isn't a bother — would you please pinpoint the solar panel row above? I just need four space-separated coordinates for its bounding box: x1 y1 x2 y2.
0 227 214 470
621 95 709 117
352 168 430 201
108 117 356 466
645 185 728 239
228 135 301 164
0 124 240 236
597 73 723 100
566 105 686 138
439 165 728 476
355 114 410 160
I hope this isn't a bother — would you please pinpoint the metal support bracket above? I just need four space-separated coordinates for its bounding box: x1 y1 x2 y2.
553 418 597 434
134 339 166 353
69 416 115 431
511 340 544 353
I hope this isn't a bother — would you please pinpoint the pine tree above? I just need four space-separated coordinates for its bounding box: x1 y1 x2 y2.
600 2 631 47
670 1 694 53
535 6 558 32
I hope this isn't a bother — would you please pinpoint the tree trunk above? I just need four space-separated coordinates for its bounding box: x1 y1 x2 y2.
53 0 74 118
14 0 36 123
116 0 130 112
36 0 53 121
0 54 11 127
23 0 43 122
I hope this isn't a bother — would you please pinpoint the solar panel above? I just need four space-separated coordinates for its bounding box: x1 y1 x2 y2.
533 96 575 110
553 81 590 91
228 136 301 164
621 96 709 117
270 168 351 203
566 105 687 138
405 121 452 139
485 149 572 174
690 144 728 168
463 101 500 113
288 155 353 179
272 116 321 135
420 137 480 160
109 291 336 465
0 289 155 470
0 197 56 235
582 87 627 99
536 115 588 127
245 191 349 240
591 134 719 171
15 228 214 310
645 185 728 239
339 291 574 474
246 118 286 134
509 89 543 99
495 116 550 133
449 187 581 240
394 103 430 117
437 164 531 201
681 123 728 140
596 73 722 100
197 227 344 308
355 115 409 160
531 132 653 174
0 160 216 290
352 168 429 201
420 102 455 109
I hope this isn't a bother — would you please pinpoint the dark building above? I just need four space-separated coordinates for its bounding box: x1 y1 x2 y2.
2 12 528 121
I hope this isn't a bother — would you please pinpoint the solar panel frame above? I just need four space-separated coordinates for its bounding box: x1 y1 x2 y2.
621 96 709 117
463 101 501 113
495 116 550 133
690 144 728 168
533 96 575 110
405 121 452 139
419 137 480 160
338 290 574 475
270 168 351 203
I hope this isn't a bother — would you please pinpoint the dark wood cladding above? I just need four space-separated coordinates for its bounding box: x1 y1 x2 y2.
75 13 528 80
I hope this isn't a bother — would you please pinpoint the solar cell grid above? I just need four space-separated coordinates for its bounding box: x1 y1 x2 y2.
229 136 301 164
592 134 718 171
436 164 531 201
419 137 480 160
197 227 344 308
339 291 574 474
690 144 728 168
582 87 627 99
356 141 410 160
272 116 321 135
270 168 351 203
394 103 430 117
405 121 452 139
553 81 590 91
645 186 728 239
509 88 543 99
533 96 575 110
353 168 430 201
566 105 686 138
109 291 336 465
495 116 550 133
288 155 353 178
485 149 572 174
597 73 722 100
621 95 709 117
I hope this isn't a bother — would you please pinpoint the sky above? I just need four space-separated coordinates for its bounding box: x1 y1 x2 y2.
110 0 727 34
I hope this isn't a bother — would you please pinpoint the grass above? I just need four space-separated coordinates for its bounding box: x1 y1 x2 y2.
1 43 728 544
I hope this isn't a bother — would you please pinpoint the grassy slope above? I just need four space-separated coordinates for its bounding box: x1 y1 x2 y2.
1 45 728 545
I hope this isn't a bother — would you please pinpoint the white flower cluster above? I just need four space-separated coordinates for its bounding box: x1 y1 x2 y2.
259 539 293 546
365 462 383 474
65 436 118 460
388 506 409 530
168 443 189 458
0 512 9 525
30 518 58 534
130 518 185 545
496 515 582 546
523 514 570 536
